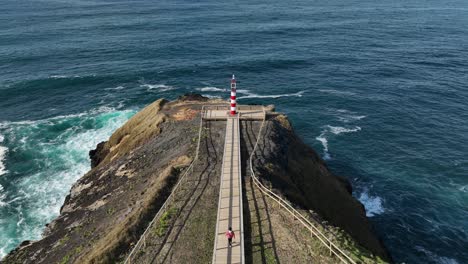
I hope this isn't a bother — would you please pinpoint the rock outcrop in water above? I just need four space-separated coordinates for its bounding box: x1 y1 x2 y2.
2 96 391 264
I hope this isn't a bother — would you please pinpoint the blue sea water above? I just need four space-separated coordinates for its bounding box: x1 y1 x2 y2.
0 0 467 262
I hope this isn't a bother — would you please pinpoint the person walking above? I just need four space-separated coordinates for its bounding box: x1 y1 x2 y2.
226 227 235 247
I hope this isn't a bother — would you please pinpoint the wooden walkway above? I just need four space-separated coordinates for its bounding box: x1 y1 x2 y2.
212 117 244 264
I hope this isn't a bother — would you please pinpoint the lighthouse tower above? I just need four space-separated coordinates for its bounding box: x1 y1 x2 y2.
230 75 237 115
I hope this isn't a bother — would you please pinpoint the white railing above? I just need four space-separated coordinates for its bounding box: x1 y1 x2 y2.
125 106 206 264
248 109 357 264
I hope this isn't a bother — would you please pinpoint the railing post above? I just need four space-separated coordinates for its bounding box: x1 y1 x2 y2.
329 240 332 256
143 234 146 248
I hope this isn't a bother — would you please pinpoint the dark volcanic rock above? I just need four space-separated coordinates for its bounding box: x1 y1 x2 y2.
177 93 208 102
252 114 391 261
89 141 109 168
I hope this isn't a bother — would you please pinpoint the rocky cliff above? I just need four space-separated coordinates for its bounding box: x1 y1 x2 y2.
247 114 391 262
2 95 391 264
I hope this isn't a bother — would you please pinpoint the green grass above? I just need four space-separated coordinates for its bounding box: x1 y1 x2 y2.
74 245 83 255
265 249 277 264
57 235 70 247
83 229 93 238
153 207 178 237
59 253 70 264
106 207 116 216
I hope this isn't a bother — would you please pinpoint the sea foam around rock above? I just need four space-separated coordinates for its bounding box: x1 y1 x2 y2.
0 107 135 259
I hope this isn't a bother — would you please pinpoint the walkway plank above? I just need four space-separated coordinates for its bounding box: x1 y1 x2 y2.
212 117 244 264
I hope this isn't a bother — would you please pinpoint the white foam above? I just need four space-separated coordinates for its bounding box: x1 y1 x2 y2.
0 238 13 259
202 94 222 99
0 146 7 177
49 74 89 79
327 125 361 135
236 89 250 94
16 211 24 227
337 115 366 123
90 105 117 115
459 185 467 193
318 89 356 96
0 107 135 258
117 101 125 109
104 86 125 91
196 87 226 92
49 75 68 79
358 191 385 217
336 109 350 113
314 124 362 160
0 113 90 129
415 246 460 264
200 87 290 100
0 184 6 207
332 109 366 123
199 88 250 99
315 133 331 160
0 134 7 176
141 84 175 92
237 90 304 99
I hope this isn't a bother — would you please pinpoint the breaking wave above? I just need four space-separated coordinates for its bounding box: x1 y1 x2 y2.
140 83 175 92
315 133 331 160
104 86 125 91
0 134 7 177
236 89 250 94
327 125 362 135
333 109 366 123
196 86 226 92
315 125 362 160
202 94 222 99
237 90 304 99
459 185 467 193
0 184 6 207
358 190 385 217
0 107 136 258
338 115 366 123
199 88 302 100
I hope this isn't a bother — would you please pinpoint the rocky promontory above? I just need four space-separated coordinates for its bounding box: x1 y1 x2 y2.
2 95 391 264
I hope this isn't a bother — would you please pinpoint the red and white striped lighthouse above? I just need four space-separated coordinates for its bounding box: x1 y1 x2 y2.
230 74 237 115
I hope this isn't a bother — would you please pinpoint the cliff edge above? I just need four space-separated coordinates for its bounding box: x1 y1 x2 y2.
2 96 390 264
246 114 391 262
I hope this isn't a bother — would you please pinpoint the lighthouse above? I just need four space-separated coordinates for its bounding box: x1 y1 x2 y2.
230 74 237 115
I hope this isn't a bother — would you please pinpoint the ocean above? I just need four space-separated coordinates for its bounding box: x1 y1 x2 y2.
0 0 467 263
